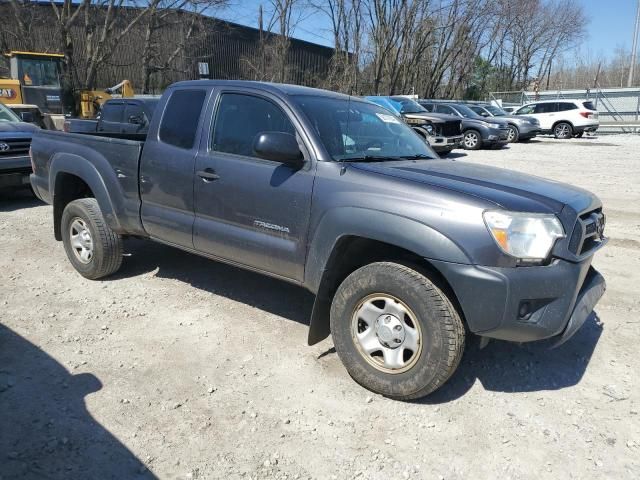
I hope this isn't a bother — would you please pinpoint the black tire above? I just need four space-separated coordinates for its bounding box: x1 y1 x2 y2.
553 122 573 139
330 262 465 400
462 129 482 150
506 125 519 143
61 198 123 279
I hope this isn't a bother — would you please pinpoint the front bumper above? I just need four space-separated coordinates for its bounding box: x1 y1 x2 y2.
0 155 31 188
483 127 509 144
430 135 463 152
518 123 541 138
430 258 605 344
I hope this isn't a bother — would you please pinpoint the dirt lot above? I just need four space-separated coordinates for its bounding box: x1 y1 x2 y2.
1 135 639 480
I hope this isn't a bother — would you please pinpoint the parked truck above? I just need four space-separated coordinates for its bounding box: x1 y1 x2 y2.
30 80 607 400
64 97 159 140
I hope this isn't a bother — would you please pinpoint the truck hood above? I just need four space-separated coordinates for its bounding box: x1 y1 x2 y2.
403 112 459 124
0 121 39 134
352 159 599 215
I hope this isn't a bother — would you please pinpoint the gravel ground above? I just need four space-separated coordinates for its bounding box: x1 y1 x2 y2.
1 134 639 480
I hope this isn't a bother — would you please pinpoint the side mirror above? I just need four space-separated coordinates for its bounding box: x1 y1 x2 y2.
20 111 35 123
128 115 143 125
253 132 304 168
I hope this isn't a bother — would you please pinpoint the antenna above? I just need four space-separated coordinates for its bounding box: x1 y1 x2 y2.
628 0 640 87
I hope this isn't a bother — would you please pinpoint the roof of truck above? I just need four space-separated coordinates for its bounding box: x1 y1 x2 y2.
171 80 352 100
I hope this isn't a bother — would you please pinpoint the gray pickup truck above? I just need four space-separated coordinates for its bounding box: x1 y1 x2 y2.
30 80 607 400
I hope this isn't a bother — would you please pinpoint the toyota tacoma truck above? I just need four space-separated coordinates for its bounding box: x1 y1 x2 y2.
29 80 607 400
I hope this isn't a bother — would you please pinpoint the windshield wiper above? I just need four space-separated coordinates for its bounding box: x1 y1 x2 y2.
398 154 434 160
340 155 394 163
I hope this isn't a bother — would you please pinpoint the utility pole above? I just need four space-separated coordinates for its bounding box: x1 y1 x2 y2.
628 0 640 87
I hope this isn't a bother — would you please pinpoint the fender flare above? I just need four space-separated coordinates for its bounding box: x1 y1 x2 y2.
305 207 471 345
49 153 122 238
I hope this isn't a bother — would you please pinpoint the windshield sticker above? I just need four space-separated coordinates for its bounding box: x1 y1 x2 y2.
375 113 400 124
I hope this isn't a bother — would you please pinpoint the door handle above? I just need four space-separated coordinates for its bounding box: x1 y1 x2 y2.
196 168 220 182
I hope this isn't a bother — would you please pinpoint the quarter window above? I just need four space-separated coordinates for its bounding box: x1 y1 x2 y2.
212 93 295 158
557 102 578 111
159 89 206 149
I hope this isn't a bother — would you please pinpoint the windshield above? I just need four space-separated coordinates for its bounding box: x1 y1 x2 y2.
0 103 21 122
484 105 507 116
390 97 428 114
296 96 437 161
451 104 483 119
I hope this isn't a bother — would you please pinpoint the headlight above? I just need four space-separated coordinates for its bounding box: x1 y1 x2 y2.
483 210 565 261
487 123 501 128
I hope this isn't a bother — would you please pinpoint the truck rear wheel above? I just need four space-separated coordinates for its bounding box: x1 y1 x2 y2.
330 262 465 400
61 198 123 279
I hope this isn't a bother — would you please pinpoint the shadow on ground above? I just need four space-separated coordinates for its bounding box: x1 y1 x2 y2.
0 188 43 212
115 238 602 403
418 313 603 404
0 324 155 479
116 238 315 326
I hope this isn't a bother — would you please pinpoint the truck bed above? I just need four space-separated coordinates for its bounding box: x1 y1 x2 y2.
30 130 146 236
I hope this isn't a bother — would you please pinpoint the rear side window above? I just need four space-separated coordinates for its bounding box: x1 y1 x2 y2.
436 105 455 115
557 102 578 111
420 103 435 112
159 89 206 149
533 103 558 114
211 93 295 158
582 101 596 110
101 103 124 123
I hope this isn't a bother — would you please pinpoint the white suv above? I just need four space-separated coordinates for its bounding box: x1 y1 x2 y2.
513 100 599 139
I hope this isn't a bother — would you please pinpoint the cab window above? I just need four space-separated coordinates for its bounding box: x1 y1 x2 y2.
100 103 124 123
212 93 296 158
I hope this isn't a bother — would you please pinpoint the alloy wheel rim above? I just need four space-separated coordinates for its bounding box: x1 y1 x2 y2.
351 293 423 374
507 126 516 142
69 218 94 264
556 124 569 137
464 132 478 148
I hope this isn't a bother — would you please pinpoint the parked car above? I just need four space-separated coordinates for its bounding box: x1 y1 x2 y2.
513 100 599 139
30 80 607 400
364 96 463 156
0 102 38 191
468 104 541 143
64 97 160 140
419 101 510 150
502 106 518 114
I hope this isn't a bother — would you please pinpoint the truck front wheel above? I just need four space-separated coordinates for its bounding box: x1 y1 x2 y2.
330 262 465 400
61 198 123 279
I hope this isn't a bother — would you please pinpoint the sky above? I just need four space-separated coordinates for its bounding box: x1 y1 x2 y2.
215 0 640 61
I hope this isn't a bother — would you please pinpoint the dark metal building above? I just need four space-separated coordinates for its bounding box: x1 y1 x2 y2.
0 3 335 93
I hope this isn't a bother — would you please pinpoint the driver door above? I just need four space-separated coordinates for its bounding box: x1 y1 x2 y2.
192 90 315 282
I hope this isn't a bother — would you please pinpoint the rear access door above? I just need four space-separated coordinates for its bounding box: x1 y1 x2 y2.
192 88 315 282
140 88 209 247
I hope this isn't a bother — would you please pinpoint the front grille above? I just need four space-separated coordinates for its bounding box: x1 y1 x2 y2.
441 120 462 137
0 137 31 157
568 209 605 256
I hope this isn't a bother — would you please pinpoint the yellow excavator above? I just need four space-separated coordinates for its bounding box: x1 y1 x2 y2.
0 51 134 129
